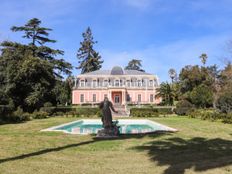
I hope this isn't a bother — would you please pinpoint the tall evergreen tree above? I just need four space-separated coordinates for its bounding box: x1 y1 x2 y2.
77 27 103 74
125 59 145 72
11 18 56 46
0 18 72 111
10 18 72 78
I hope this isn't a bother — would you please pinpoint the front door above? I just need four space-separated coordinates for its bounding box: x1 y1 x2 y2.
114 95 120 104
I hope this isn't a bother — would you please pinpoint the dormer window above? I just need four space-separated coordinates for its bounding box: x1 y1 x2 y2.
80 80 85 87
115 80 120 86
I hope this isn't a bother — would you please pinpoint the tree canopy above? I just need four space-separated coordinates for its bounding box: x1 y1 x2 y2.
125 59 145 72
77 27 103 74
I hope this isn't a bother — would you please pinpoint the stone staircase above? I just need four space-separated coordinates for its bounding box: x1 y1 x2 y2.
112 105 130 117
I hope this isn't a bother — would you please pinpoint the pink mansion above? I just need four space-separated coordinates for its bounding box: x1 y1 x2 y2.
72 66 161 105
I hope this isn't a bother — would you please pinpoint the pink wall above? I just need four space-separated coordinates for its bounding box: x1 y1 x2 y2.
72 89 161 105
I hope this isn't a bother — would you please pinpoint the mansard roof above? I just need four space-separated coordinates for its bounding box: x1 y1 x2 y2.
80 66 152 76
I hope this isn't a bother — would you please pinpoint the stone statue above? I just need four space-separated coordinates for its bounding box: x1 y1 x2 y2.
97 97 120 138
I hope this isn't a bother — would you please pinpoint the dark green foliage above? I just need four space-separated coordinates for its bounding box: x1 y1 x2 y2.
188 109 232 124
222 113 232 124
125 59 145 72
189 84 213 108
0 18 72 114
130 108 159 117
156 82 175 106
216 90 232 113
0 105 14 121
77 27 103 74
11 18 55 45
156 108 173 114
175 100 194 115
75 108 100 117
32 111 49 119
8 107 31 123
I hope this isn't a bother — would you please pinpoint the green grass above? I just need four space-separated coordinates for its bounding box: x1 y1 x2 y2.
0 116 232 174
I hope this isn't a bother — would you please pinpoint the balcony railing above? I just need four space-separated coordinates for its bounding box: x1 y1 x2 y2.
74 82 158 89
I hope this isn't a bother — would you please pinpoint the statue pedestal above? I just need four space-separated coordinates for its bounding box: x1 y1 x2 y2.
96 126 120 138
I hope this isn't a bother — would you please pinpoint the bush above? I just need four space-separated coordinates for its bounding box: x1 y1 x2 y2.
75 108 100 117
175 100 194 115
216 91 232 113
81 103 92 106
130 108 159 117
156 108 173 115
188 109 221 121
32 111 49 119
222 113 232 124
40 107 56 116
0 105 14 121
8 107 30 123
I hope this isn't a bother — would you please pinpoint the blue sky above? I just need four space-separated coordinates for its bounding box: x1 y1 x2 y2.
1 0 232 82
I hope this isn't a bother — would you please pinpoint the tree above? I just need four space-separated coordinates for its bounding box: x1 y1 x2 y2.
125 59 145 72
11 18 56 46
156 82 175 105
189 84 213 108
168 68 177 83
199 53 208 66
10 18 72 78
77 27 103 74
0 18 72 111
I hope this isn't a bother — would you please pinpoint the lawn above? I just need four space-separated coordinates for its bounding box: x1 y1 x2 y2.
0 116 232 174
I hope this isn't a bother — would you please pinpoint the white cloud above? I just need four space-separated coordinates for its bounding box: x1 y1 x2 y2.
100 33 231 82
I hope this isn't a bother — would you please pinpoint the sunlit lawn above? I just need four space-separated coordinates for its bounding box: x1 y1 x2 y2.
0 116 232 174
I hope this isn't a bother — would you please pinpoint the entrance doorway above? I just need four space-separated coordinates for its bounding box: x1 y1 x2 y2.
114 95 120 104
111 91 122 105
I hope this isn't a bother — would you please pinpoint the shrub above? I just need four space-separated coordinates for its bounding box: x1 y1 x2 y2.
32 111 49 119
75 108 100 117
175 100 194 115
40 107 56 116
216 91 232 113
0 105 14 121
8 107 30 123
81 103 92 106
188 109 219 121
130 108 159 117
156 108 173 115
222 113 232 124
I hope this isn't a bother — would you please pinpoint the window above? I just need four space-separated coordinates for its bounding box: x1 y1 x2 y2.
149 80 153 87
104 80 108 87
93 80 97 87
126 80 130 87
104 94 107 99
137 80 142 87
150 94 154 102
80 94 84 103
115 80 119 86
126 94 131 102
138 94 141 103
93 94 96 102
80 80 85 87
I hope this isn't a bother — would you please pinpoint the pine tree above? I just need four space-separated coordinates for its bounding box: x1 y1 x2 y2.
77 27 103 74
9 18 72 77
125 59 145 72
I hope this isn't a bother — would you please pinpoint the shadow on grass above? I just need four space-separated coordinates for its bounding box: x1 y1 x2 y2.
0 132 168 164
132 137 232 174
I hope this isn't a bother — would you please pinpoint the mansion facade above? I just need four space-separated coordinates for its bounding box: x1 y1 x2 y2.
72 66 161 105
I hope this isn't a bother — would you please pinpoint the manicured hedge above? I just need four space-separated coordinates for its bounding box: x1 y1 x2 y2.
130 108 159 117
39 106 100 117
